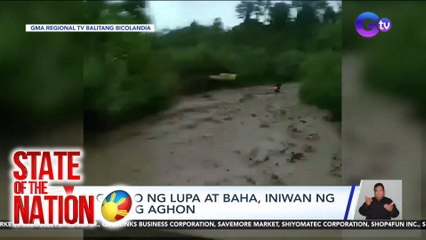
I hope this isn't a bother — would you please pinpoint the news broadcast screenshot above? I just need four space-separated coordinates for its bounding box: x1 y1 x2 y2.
0 0 425 239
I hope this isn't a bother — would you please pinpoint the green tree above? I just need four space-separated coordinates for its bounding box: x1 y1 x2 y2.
269 2 290 28
236 1 256 23
323 6 337 24
212 17 224 31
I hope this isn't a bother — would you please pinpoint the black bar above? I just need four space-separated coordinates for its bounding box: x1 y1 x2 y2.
1 220 426 230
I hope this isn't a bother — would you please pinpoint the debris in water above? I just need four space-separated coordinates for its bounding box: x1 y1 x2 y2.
323 114 332 121
183 122 197 129
202 93 212 98
290 126 302 133
303 144 315 153
245 177 256 185
306 133 320 141
290 152 305 161
259 121 270 128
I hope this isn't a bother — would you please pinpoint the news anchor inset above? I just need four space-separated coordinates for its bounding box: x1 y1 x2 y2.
358 183 399 220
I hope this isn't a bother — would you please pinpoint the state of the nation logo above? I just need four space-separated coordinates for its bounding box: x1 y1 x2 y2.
101 190 132 222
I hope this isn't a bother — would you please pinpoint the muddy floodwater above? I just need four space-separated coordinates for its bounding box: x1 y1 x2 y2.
81 83 343 239
84 83 341 187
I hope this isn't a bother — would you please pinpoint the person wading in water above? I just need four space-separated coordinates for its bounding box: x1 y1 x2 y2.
274 83 282 94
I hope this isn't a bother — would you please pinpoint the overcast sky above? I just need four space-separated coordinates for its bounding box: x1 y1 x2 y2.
147 1 341 30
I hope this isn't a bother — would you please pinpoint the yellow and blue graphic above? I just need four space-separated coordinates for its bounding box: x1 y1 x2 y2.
101 190 132 222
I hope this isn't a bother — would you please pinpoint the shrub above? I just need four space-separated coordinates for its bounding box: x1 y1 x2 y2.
299 50 341 120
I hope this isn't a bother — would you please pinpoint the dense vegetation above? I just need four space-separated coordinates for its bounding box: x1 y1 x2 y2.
0 1 342 134
0 2 85 136
84 0 342 131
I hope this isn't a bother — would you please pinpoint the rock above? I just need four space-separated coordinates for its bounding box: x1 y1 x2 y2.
303 144 315 153
146 136 156 140
233 150 241 155
271 174 279 181
245 177 256 185
332 152 340 161
223 116 233 121
292 128 299 133
290 152 305 161
306 133 320 141
239 94 253 103
183 122 197 129
288 116 294 120
323 114 333 121
247 147 269 163
299 119 307 123
280 110 287 115
259 121 270 128
248 148 258 160
287 125 302 133
275 162 279 166
226 169 230 172
202 116 223 124
330 152 342 176
202 93 212 98
251 113 257 117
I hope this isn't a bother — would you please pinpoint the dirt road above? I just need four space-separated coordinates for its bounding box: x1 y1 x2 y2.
85 83 341 187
